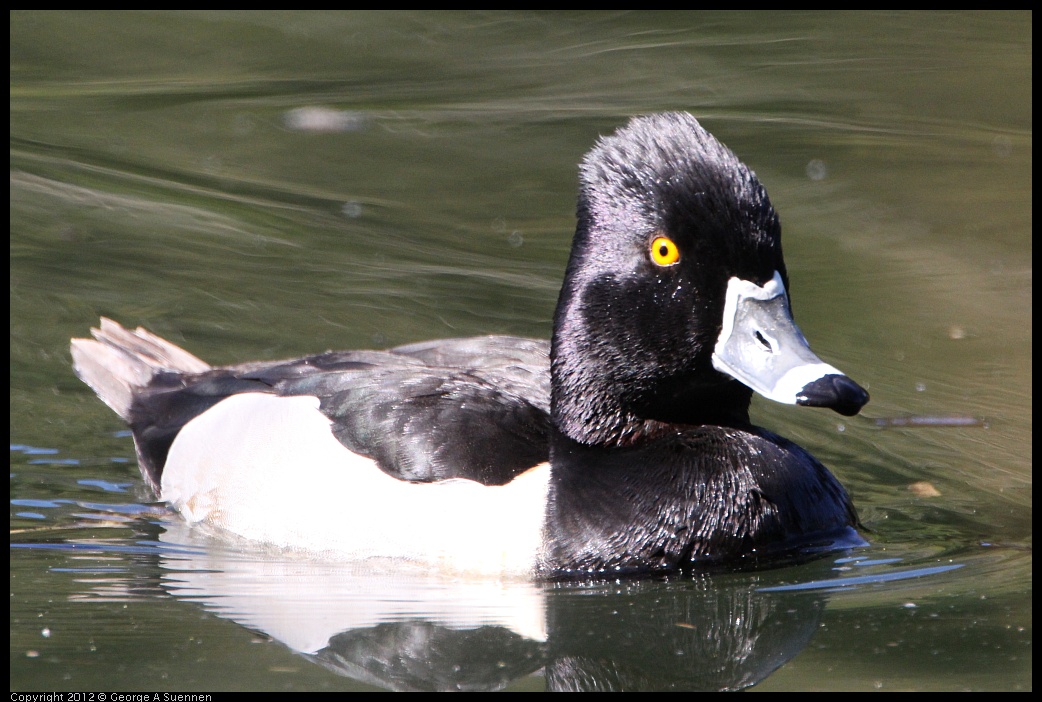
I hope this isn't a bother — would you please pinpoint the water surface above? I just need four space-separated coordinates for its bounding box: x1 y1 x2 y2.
11 11 1031 691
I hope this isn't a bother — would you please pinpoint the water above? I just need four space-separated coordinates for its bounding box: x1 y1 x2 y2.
10 11 1031 691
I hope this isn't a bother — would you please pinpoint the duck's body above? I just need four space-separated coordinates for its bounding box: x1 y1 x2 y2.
72 112 869 577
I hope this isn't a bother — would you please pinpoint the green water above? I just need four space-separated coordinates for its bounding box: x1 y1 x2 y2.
11 11 1031 691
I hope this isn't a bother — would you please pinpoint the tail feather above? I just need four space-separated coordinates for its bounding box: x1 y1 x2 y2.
71 318 210 420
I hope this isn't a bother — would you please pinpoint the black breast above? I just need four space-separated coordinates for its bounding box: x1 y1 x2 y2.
542 427 858 577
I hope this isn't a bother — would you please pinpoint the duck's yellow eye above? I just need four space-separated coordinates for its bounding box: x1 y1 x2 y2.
650 236 680 266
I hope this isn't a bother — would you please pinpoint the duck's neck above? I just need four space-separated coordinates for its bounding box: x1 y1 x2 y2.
549 295 754 448
548 361 754 447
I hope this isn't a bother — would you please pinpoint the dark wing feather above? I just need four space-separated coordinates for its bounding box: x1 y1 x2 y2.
274 336 551 486
126 335 551 488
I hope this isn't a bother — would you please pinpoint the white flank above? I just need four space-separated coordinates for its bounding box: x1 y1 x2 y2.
162 393 550 576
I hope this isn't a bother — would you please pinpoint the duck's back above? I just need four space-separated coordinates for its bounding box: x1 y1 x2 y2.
73 320 553 493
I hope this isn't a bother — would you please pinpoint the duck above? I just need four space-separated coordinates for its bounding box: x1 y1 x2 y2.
71 112 870 578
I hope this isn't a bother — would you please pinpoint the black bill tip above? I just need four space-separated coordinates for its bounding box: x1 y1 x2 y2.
797 374 870 417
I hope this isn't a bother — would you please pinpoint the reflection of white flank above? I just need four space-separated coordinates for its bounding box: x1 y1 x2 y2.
159 521 548 654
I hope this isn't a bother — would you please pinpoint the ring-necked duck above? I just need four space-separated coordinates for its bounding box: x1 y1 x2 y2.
72 112 869 577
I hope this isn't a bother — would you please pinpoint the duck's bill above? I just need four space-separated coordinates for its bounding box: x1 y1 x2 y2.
711 272 869 417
